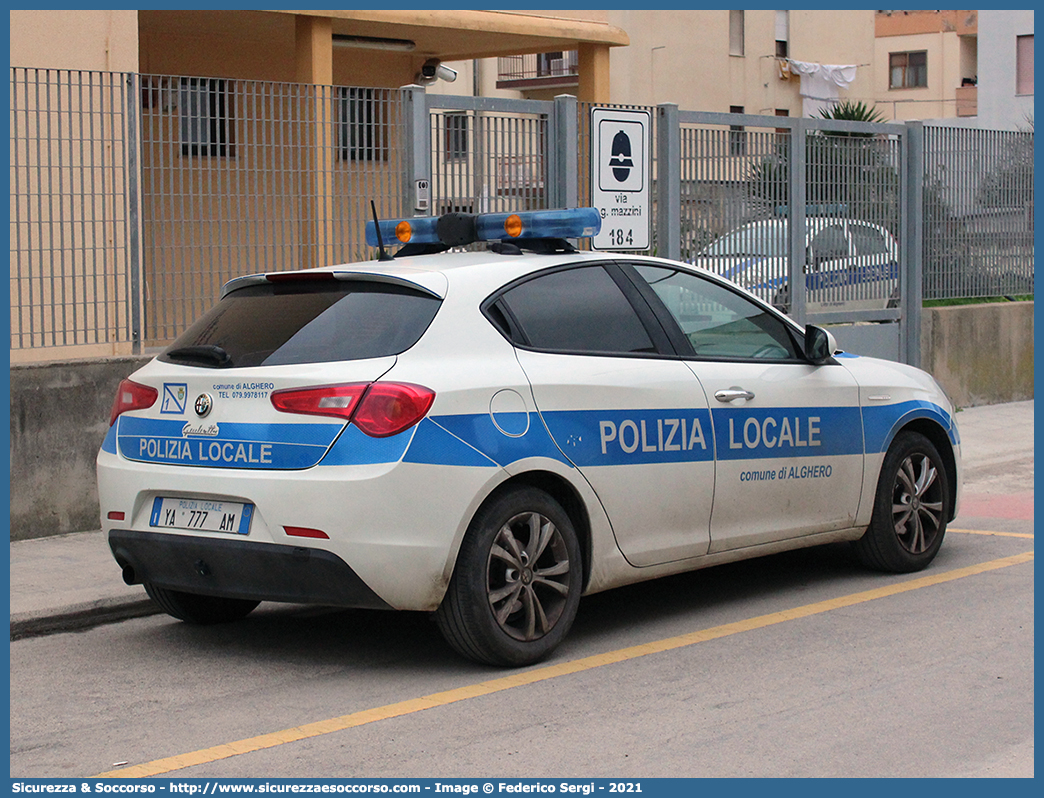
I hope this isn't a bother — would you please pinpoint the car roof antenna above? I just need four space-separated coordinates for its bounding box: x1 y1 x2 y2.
370 200 394 262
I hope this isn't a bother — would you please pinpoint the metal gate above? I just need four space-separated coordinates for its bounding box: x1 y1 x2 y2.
665 110 917 364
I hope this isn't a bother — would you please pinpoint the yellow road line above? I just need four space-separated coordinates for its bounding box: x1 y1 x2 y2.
950 527 1034 539
98 550 1034 779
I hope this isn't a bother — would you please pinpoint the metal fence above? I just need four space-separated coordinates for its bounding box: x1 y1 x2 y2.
922 125 1034 299
9 67 1035 358
672 112 907 314
427 95 554 217
10 68 136 350
138 75 411 342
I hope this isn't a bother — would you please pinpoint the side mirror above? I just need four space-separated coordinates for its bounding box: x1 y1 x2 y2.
804 325 837 365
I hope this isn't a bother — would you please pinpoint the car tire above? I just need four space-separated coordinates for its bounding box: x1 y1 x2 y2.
435 487 582 667
853 431 950 573
144 583 260 624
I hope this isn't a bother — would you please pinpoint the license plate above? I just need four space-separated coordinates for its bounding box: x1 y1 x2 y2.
149 497 253 535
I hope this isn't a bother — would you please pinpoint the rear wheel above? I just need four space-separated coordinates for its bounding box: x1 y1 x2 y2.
853 431 950 573
435 487 582 666
144 583 259 624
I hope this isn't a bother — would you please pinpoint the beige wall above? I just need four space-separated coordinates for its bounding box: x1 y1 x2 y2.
605 10 875 116
10 10 139 72
875 31 966 122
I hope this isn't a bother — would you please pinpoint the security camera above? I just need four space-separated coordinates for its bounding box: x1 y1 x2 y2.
416 58 457 85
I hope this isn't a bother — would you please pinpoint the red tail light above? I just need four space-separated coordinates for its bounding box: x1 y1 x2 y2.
270 383 367 421
351 382 436 438
109 379 158 426
271 382 435 438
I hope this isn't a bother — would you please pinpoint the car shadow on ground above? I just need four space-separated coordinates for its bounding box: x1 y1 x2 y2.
120 542 873 674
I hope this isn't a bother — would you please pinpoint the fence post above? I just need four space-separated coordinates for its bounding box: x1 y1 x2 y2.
657 103 681 261
788 118 808 326
124 73 142 355
550 94 578 209
903 121 924 368
403 84 430 216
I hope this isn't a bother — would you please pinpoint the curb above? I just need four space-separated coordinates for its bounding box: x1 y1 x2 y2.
10 598 160 641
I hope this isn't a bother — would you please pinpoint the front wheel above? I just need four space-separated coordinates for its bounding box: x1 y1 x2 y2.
853 431 950 573
435 487 582 666
144 583 260 624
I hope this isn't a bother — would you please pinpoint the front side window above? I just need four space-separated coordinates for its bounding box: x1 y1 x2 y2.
633 264 798 360
496 266 656 355
889 51 927 89
705 223 787 258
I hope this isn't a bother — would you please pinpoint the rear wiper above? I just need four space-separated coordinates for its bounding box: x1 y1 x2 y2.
165 344 233 368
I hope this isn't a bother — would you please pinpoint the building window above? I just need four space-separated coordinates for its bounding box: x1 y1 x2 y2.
729 10 745 57
775 10 789 59
340 88 388 162
889 51 927 89
1016 35 1034 95
180 78 234 157
444 113 469 160
729 105 746 155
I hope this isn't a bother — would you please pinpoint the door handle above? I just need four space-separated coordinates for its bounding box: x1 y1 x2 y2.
715 387 755 403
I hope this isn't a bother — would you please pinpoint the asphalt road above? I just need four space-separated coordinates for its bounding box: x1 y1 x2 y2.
10 402 1034 779
11 527 1032 779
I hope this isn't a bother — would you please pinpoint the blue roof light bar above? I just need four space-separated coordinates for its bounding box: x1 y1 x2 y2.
365 207 601 251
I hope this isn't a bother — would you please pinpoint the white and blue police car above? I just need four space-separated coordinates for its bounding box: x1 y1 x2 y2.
97 207 960 666
694 216 900 311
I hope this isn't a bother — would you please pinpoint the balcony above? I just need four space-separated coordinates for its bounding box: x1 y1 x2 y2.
956 85 977 117
497 51 579 91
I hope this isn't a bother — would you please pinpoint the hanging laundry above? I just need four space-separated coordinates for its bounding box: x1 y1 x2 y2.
787 60 859 117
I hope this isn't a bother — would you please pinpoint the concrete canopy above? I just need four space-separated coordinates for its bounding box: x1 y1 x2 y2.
282 9 630 61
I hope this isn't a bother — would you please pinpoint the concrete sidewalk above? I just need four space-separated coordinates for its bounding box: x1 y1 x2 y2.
9 400 1034 640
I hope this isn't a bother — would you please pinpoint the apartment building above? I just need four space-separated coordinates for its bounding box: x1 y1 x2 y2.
873 10 979 122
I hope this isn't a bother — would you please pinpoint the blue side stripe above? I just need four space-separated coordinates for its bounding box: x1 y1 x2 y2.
116 416 343 469
321 424 414 466
109 399 956 471
426 412 568 468
101 423 118 454
541 408 715 466
710 405 864 461
403 418 499 467
862 400 958 453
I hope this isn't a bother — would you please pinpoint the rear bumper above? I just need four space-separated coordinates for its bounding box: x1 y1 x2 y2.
109 529 392 610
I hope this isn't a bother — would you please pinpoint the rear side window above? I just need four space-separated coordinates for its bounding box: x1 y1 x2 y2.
160 280 440 368
497 266 656 355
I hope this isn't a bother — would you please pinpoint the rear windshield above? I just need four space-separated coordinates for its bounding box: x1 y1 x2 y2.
159 280 441 368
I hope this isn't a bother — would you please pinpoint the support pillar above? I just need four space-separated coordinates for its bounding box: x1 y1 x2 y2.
295 16 334 269
577 43 611 104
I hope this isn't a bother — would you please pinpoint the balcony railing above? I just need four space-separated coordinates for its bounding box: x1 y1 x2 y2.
497 52 579 88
